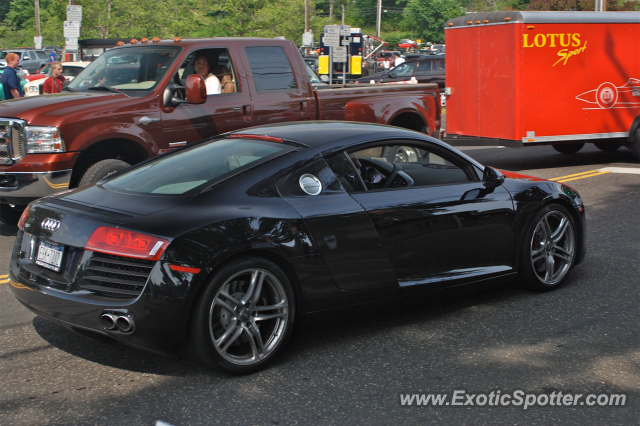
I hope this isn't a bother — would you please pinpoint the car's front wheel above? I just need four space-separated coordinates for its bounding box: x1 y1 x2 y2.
188 257 295 374
517 204 577 291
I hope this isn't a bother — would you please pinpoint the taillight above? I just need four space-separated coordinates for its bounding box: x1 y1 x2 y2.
17 205 31 230
85 227 169 261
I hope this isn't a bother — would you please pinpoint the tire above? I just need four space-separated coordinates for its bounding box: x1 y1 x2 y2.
0 204 25 225
552 143 584 155
516 204 577 292
187 256 295 374
631 128 640 162
78 159 130 187
594 142 621 152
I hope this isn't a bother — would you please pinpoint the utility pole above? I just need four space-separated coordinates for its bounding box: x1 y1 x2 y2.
342 5 345 26
376 0 382 38
305 0 310 56
34 0 41 37
330 0 334 24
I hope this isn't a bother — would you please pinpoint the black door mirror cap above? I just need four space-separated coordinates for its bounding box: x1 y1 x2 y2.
483 166 505 189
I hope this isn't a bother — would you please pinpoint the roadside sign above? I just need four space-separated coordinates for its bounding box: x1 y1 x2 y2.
65 37 78 51
333 47 347 62
34 36 43 50
324 25 340 47
302 31 314 47
67 5 82 22
340 25 351 36
341 40 350 46
64 21 80 38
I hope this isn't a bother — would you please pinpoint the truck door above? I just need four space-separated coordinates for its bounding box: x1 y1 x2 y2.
160 47 251 150
242 44 315 126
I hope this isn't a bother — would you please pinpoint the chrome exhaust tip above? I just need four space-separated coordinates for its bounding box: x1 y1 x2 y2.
115 315 135 333
101 313 118 330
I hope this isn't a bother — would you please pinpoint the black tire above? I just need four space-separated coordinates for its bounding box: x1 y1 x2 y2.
0 204 25 225
552 143 584 155
78 159 130 187
516 204 577 292
187 256 296 375
631 128 640 162
594 142 621 152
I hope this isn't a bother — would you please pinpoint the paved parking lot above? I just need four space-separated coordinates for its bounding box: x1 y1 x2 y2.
0 143 638 426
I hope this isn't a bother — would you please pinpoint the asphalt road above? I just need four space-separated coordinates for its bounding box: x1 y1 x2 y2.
1 143 638 426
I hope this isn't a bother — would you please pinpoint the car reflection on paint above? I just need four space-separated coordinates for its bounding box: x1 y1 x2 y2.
9 122 587 375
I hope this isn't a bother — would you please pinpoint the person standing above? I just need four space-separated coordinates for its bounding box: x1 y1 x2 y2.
1 53 23 100
394 54 405 67
49 50 56 63
43 61 65 94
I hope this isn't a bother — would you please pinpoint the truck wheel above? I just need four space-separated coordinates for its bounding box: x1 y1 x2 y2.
0 204 25 225
631 129 640 162
552 143 584 155
78 159 131 187
594 142 621 152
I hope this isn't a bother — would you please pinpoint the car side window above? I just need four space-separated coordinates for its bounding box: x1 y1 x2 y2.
325 152 365 193
390 63 415 78
435 60 445 74
175 48 238 95
346 142 474 191
416 61 431 76
245 46 298 91
36 51 48 60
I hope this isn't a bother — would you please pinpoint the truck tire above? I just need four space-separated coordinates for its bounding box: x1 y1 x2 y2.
0 204 25 225
78 159 131 187
552 143 584 155
594 142 621 152
631 129 640 162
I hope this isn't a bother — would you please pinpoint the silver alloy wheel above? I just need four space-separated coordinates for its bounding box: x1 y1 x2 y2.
530 210 575 285
209 268 288 366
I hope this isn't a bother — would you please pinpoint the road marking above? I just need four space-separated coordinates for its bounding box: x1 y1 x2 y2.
550 170 600 180
597 167 640 175
0 279 8 284
0 274 7 278
557 171 610 183
0 274 7 284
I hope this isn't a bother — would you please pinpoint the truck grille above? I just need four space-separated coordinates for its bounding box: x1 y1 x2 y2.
79 253 155 299
0 119 26 164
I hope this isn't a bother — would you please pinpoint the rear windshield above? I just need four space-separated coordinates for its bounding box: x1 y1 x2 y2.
104 138 294 195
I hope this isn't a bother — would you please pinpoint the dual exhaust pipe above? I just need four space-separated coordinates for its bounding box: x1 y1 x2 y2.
101 313 135 333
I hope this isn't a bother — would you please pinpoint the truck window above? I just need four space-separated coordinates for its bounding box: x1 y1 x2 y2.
245 46 298 92
175 48 238 95
416 61 432 76
36 51 48 60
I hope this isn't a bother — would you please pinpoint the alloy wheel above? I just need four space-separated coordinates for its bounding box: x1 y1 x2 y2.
530 210 575 285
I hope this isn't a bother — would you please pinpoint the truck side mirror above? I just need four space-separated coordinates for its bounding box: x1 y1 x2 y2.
482 166 505 189
163 82 186 107
320 75 329 83
185 74 207 104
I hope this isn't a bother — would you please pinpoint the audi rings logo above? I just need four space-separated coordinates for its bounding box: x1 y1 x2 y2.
41 218 61 232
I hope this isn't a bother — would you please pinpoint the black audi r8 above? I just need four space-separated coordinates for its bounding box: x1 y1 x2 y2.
9 122 586 374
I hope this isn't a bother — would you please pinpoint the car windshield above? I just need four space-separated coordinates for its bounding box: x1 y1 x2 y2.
62 66 85 78
104 137 295 195
67 45 181 93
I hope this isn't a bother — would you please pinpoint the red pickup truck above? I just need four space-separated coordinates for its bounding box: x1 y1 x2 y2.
0 37 440 223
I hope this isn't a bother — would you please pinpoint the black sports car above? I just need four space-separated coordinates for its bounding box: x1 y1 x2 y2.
9 122 586 374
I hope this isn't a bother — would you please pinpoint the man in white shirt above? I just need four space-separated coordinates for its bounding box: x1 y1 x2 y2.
394 55 405 67
194 54 221 95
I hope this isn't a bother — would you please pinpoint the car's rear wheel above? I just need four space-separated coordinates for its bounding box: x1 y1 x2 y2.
552 143 584 155
517 204 577 291
188 257 295 374
78 159 130 187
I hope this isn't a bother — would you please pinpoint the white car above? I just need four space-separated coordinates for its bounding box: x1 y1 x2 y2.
24 62 91 96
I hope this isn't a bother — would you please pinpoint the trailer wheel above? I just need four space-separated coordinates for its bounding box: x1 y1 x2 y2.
552 143 584 155
631 128 640 162
594 142 621 152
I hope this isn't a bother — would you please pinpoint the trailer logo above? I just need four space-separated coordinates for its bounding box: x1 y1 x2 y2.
576 79 640 110
522 33 587 66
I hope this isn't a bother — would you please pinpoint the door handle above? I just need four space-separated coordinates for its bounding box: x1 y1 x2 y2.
139 116 161 126
242 105 252 121
232 107 242 111
300 101 308 117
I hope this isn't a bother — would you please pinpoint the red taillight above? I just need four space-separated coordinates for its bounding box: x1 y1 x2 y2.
17 205 31 230
229 134 283 143
85 227 169 261
170 265 201 274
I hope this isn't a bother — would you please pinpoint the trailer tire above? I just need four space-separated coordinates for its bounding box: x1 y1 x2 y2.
78 159 131 187
0 204 25 225
594 142 621 152
553 143 584 155
631 129 640 162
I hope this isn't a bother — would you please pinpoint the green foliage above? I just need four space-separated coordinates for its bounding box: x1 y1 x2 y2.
403 0 465 43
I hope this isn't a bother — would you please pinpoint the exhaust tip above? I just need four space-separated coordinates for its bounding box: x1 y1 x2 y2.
116 315 135 333
101 313 118 330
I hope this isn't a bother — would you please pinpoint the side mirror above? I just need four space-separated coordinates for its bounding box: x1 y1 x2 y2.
320 75 329 83
185 74 206 104
163 83 186 107
482 166 505 189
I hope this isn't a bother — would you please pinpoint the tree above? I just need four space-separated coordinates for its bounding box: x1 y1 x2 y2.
403 0 465 43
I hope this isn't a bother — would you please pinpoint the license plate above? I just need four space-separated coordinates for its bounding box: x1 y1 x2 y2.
35 241 64 272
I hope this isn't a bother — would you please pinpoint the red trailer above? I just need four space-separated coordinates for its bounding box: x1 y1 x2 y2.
444 11 640 160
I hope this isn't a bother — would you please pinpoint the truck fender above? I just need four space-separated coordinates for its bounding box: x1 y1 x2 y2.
71 122 159 157
344 93 439 135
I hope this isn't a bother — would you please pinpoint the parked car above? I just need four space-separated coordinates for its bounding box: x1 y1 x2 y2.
0 37 440 224
0 67 27 100
9 121 587 374
398 39 418 50
23 62 91 96
356 56 445 90
0 49 48 73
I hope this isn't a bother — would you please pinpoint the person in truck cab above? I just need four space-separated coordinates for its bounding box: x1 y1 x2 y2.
193 53 221 95
212 65 236 94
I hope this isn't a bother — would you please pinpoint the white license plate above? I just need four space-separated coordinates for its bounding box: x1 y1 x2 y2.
35 241 64 272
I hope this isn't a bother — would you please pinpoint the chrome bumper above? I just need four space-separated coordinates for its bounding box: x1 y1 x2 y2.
0 170 72 205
